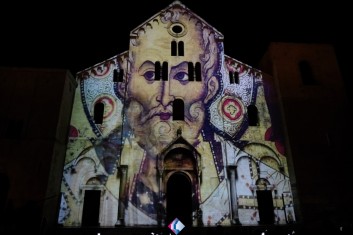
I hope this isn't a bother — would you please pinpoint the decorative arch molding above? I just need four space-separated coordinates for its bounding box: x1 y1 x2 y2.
156 132 202 226
234 150 282 191
242 142 282 168
235 154 255 165
157 135 201 176
66 152 109 198
73 148 101 168
77 167 108 192
164 170 194 188
255 178 271 191
233 149 249 164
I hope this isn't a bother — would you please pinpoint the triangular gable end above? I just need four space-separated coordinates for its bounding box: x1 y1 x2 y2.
130 0 224 41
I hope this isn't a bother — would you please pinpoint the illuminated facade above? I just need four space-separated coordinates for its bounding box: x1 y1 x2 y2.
58 1 296 227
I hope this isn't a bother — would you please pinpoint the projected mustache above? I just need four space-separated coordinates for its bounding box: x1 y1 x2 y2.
140 104 173 124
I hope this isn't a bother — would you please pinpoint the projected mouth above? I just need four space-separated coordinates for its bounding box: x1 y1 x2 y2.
159 112 171 120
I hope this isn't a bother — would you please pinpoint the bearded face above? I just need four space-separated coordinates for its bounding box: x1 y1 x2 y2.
119 14 220 157
126 97 206 157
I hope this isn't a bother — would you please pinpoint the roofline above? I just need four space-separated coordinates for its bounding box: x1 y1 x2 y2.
130 0 224 40
76 50 128 75
224 54 263 74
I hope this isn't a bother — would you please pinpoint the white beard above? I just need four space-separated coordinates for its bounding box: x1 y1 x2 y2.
126 99 205 157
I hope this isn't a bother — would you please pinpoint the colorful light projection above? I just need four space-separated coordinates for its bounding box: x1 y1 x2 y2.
59 1 295 227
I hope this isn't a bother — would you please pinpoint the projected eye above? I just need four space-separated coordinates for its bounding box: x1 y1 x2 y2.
174 72 189 83
143 71 155 81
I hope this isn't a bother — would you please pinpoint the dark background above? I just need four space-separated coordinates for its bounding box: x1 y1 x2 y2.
0 0 351 103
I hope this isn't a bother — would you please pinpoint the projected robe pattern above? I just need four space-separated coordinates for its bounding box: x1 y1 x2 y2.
58 1 296 227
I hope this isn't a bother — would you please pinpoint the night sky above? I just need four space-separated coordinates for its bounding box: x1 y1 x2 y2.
1 0 351 102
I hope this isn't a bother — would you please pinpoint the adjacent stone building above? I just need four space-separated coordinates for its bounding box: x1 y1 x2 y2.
0 68 76 233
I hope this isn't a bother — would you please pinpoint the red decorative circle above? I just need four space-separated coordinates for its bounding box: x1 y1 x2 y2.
221 98 244 122
69 125 79 138
91 63 112 77
95 96 115 119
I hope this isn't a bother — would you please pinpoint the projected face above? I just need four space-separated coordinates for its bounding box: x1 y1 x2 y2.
119 15 220 157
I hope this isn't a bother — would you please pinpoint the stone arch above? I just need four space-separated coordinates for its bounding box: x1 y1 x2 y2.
157 136 201 226
243 142 282 169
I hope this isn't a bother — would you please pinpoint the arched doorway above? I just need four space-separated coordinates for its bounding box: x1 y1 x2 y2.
166 172 192 226
157 135 202 227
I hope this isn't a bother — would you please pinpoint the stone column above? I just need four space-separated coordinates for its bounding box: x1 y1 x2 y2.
227 165 241 225
157 169 165 227
116 165 128 226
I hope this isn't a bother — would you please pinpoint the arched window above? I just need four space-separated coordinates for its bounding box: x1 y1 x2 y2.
229 71 239 84
229 71 234 84
155 61 161 80
299 60 317 85
173 99 184 120
113 69 118 82
162 62 168 81
188 62 194 81
195 62 201 81
94 103 104 124
118 69 124 82
233 71 239 84
178 41 184 56
113 69 124 82
171 41 184 56
247 105 259 126
171 41 177 56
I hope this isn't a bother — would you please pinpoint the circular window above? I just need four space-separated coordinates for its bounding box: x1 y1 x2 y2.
168 22 187 37
172 25 183 34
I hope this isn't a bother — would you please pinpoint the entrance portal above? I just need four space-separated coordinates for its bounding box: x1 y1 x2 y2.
166 172 192 226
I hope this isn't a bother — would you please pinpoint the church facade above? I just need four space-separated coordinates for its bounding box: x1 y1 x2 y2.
58 1 296 227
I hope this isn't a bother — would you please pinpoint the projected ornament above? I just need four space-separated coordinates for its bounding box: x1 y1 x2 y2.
91 62 114 78
219 96 244 123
